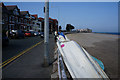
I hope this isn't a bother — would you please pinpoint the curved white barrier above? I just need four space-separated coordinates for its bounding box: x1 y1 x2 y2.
57 35 109 79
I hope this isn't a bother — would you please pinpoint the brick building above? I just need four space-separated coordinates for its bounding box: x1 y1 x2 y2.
38 17 44 32
0 3 9 32
1 2 58 36
31 14 41 31
20 11 30 30
38 17 58 33
6 5 21 31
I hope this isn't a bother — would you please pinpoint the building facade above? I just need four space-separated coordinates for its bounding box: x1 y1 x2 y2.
38 17 58 33
6 5 21 31
0 3 9 33
20 11 30 31
31 14 41 32
1 2 58 36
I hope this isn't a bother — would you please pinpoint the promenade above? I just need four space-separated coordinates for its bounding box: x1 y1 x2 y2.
67 33 119 79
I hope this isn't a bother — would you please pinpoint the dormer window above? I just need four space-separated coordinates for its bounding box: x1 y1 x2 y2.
56 23 58 25
25 15 29 18
13 8 19 15
25 14 29 18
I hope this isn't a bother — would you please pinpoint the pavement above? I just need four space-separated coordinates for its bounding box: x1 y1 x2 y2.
2 34 55 79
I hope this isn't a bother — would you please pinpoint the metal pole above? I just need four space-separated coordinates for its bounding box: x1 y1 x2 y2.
44 0 49 66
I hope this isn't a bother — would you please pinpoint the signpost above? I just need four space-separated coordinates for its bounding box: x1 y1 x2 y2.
44 0 49 66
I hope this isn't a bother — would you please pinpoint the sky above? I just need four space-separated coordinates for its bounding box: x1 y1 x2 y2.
4 2 118 32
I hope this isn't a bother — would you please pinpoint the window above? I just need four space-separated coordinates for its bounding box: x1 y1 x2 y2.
37 23 40 25
12 25 14 30
25 14 29 18
9 25 11 30
21 18 23 23
13 8 19 15
5 15 8 21
15 17 18 22
12 16 14 22
9 16 11 22
19 18 21 22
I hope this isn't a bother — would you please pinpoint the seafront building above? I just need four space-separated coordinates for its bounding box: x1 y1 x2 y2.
6 5 21 31
76 28 92 33
31 14 41 32
1 3 9 32
1 2 58 36
20 11 31 30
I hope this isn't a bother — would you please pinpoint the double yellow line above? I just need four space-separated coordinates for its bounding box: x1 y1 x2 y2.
0 40 44 69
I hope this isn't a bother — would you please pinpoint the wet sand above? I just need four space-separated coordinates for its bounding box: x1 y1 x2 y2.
67 33 119 79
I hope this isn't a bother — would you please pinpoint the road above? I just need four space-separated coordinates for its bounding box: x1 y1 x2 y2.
2 34 55 78
2 36 43 62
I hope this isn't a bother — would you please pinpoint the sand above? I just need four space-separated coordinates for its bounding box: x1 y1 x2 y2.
67 33 119 79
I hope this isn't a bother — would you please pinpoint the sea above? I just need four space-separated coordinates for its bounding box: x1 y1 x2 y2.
94 32 120 35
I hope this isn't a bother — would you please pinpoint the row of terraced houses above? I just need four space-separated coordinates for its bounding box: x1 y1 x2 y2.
1 2 58 34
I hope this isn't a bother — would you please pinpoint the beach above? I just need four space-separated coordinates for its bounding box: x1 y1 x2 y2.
67 33 119 79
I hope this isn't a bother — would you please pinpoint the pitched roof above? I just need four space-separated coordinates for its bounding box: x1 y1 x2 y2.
50 18 58 21
38 17 44 20
0 2 9 14
52 19 58 23
6 5 17 10
38 17 44 19
31 14 38 19
49 17 52 20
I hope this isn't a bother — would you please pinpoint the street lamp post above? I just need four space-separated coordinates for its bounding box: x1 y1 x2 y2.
44 0 49 66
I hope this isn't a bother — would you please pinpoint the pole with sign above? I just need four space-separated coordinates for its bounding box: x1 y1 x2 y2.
44 0 49 66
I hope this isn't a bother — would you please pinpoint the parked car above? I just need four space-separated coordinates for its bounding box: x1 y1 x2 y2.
38 32 41 36
10 30 16 39
16 30 25 38
2 33 9 46
34 32 39 36
30 31 35 36
40 32 44 38
11 30 24 39
24 31 32 37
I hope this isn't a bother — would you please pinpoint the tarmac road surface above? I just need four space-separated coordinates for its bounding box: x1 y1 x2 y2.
2 35 55 79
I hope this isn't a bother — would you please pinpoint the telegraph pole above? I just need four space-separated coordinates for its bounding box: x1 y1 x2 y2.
44 0 49 66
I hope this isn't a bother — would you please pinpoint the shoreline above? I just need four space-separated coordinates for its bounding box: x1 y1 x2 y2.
93 32 120 35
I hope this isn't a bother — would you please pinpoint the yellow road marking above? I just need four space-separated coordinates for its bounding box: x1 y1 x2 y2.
0 40 44 68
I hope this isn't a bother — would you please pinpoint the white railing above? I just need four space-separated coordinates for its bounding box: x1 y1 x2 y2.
57 49 67 80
